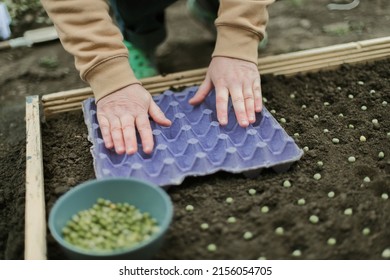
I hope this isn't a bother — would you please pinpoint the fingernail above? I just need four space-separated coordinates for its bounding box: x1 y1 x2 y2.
249 115 255 122
219 117 227 125
241 119 249 126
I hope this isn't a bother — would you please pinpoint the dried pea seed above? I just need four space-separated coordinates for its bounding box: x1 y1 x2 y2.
283 180 292 188
297 198 306 205
200 223 209 230
332 138 340 144
381 193 388 200
309 215 319 224
275 227 284 235
185 205 194 212
327 238 337 245
328 191 335 198
207 244 217 252
243 231 253 240
226 197 234 204
292 250 302 257
378 151 385 159
362 228 370 235
313 173 321 180
248 188 256 195
363 176 371 183
261 206 269 213
344 208 353 215
227 217 236 224
382 248 390 259
348 156 356 163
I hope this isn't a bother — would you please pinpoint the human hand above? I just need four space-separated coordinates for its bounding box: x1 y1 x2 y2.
96 84 171 155
189 57 262 127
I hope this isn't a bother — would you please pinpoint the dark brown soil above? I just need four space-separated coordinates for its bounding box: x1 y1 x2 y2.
42 59 390 260
0 0 389 260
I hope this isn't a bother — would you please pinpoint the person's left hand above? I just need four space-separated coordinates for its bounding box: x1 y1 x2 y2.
189 56 262 127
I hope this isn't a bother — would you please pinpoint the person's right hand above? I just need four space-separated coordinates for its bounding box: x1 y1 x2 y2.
96 84 171 155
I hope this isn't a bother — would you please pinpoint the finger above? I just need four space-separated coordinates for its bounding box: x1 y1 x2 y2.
189 74 213 105
135 114 154 154
120 114 137 155
243 81 256 123
149 100 172 127
97 115 114 150
253 77 263 112
230 86 249 127
109 115 126 154
215 86 229 126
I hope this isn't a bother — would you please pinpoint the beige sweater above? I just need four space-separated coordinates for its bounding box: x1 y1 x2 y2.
40 0 274 102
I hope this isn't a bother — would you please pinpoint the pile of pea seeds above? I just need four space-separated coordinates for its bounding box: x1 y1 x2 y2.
62 198 160 252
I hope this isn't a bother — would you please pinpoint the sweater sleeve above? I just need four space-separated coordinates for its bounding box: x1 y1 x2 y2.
212 0 274 65
40 0 140 102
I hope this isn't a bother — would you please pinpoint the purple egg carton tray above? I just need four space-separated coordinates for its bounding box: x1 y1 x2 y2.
82 86 303 187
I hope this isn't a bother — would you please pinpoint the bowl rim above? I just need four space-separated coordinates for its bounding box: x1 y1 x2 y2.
48 177 173 257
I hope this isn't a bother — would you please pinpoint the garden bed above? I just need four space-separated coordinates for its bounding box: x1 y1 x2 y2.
1 0 389 260
40 58 390 260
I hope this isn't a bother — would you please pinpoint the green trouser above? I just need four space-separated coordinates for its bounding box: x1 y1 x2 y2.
110 0 219 52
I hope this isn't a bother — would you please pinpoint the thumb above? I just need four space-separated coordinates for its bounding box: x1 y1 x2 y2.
189 75 213 105
149 100 172 127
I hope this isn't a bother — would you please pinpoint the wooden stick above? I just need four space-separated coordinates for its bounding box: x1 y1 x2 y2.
278 52 390 76
261 49 390 74
25 95 46 260
258 38 390 64
41 87 92 102
259 44 390 70
42 95 94 107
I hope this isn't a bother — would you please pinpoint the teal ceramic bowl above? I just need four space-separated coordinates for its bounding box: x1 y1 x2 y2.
48 178 173 259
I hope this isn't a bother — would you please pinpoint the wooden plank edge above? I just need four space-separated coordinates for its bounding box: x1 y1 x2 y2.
25 95 47 260
41 37 390 104
44 48 390 110
42 37 390 115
